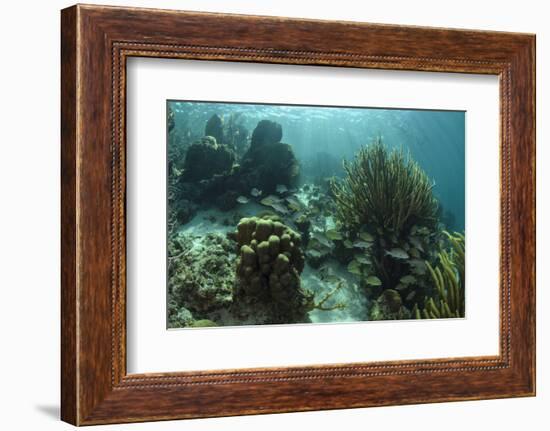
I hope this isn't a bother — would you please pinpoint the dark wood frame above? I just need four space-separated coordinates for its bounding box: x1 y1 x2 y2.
61 4 536 426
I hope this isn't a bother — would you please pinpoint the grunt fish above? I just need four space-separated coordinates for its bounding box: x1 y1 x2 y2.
260 195 283 206
311 231 333 248
406 291 416 301
325 229 343 241
399 274 416 284
353 240 372 249
385 248 409 260
355 255 371 265
276 184 288 194
409 236 424 252
270 202 289 214
359 231 375 242
366 275 382 286
347 260 362 275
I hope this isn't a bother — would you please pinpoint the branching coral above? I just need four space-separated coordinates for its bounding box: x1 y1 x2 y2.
311 281 347 312
330 138 441 304
330 137 439 235
413 231 465 319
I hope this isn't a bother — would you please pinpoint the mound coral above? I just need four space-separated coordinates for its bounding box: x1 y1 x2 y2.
232 216 311 323
413 231 465 319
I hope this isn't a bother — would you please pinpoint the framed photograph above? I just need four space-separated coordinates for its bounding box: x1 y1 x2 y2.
61 4 536 425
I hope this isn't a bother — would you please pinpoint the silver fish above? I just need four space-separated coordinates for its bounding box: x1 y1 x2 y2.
285 196 303 211
408 259 427 275
400 274 416 284
270 202 289 214
359 231 375 242
366 275 382 286
326 229 343 241
260 195 283 206
236 195 249 204
276 184 288 194
307 249 322 258
250 188 262 197
353 240 372 249
385 248 410 259
311 231 333 248
347 260 362 275
409 236 424 252
355 255 371 265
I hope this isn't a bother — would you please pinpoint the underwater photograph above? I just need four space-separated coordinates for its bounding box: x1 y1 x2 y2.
166 100 465 329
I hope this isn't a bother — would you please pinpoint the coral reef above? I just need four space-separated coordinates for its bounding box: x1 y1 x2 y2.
413 231 465 319
166 102 464 328
231 216 312 323
181 136 235 182
167 232 236 328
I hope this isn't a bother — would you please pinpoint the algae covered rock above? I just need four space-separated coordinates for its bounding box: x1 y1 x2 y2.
205 114 224 145
368 289 411 321
173 198 198 225
189 319 218 328
167 306 195 328
181 136 235 182
250 119 283 149
232 216 310 323
240 121 300 194
167 232 235 327
168 107 175 132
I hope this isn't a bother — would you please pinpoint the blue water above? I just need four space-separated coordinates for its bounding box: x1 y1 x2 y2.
169 101 465 231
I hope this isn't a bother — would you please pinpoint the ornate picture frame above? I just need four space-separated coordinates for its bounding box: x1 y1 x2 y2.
61 4 535 425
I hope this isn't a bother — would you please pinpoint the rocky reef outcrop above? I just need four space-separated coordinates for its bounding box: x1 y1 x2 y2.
250 119 283 149
230 216 312 324
204 114 224 145
239 120 300 194
173 119 299 212
181 136 235 182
